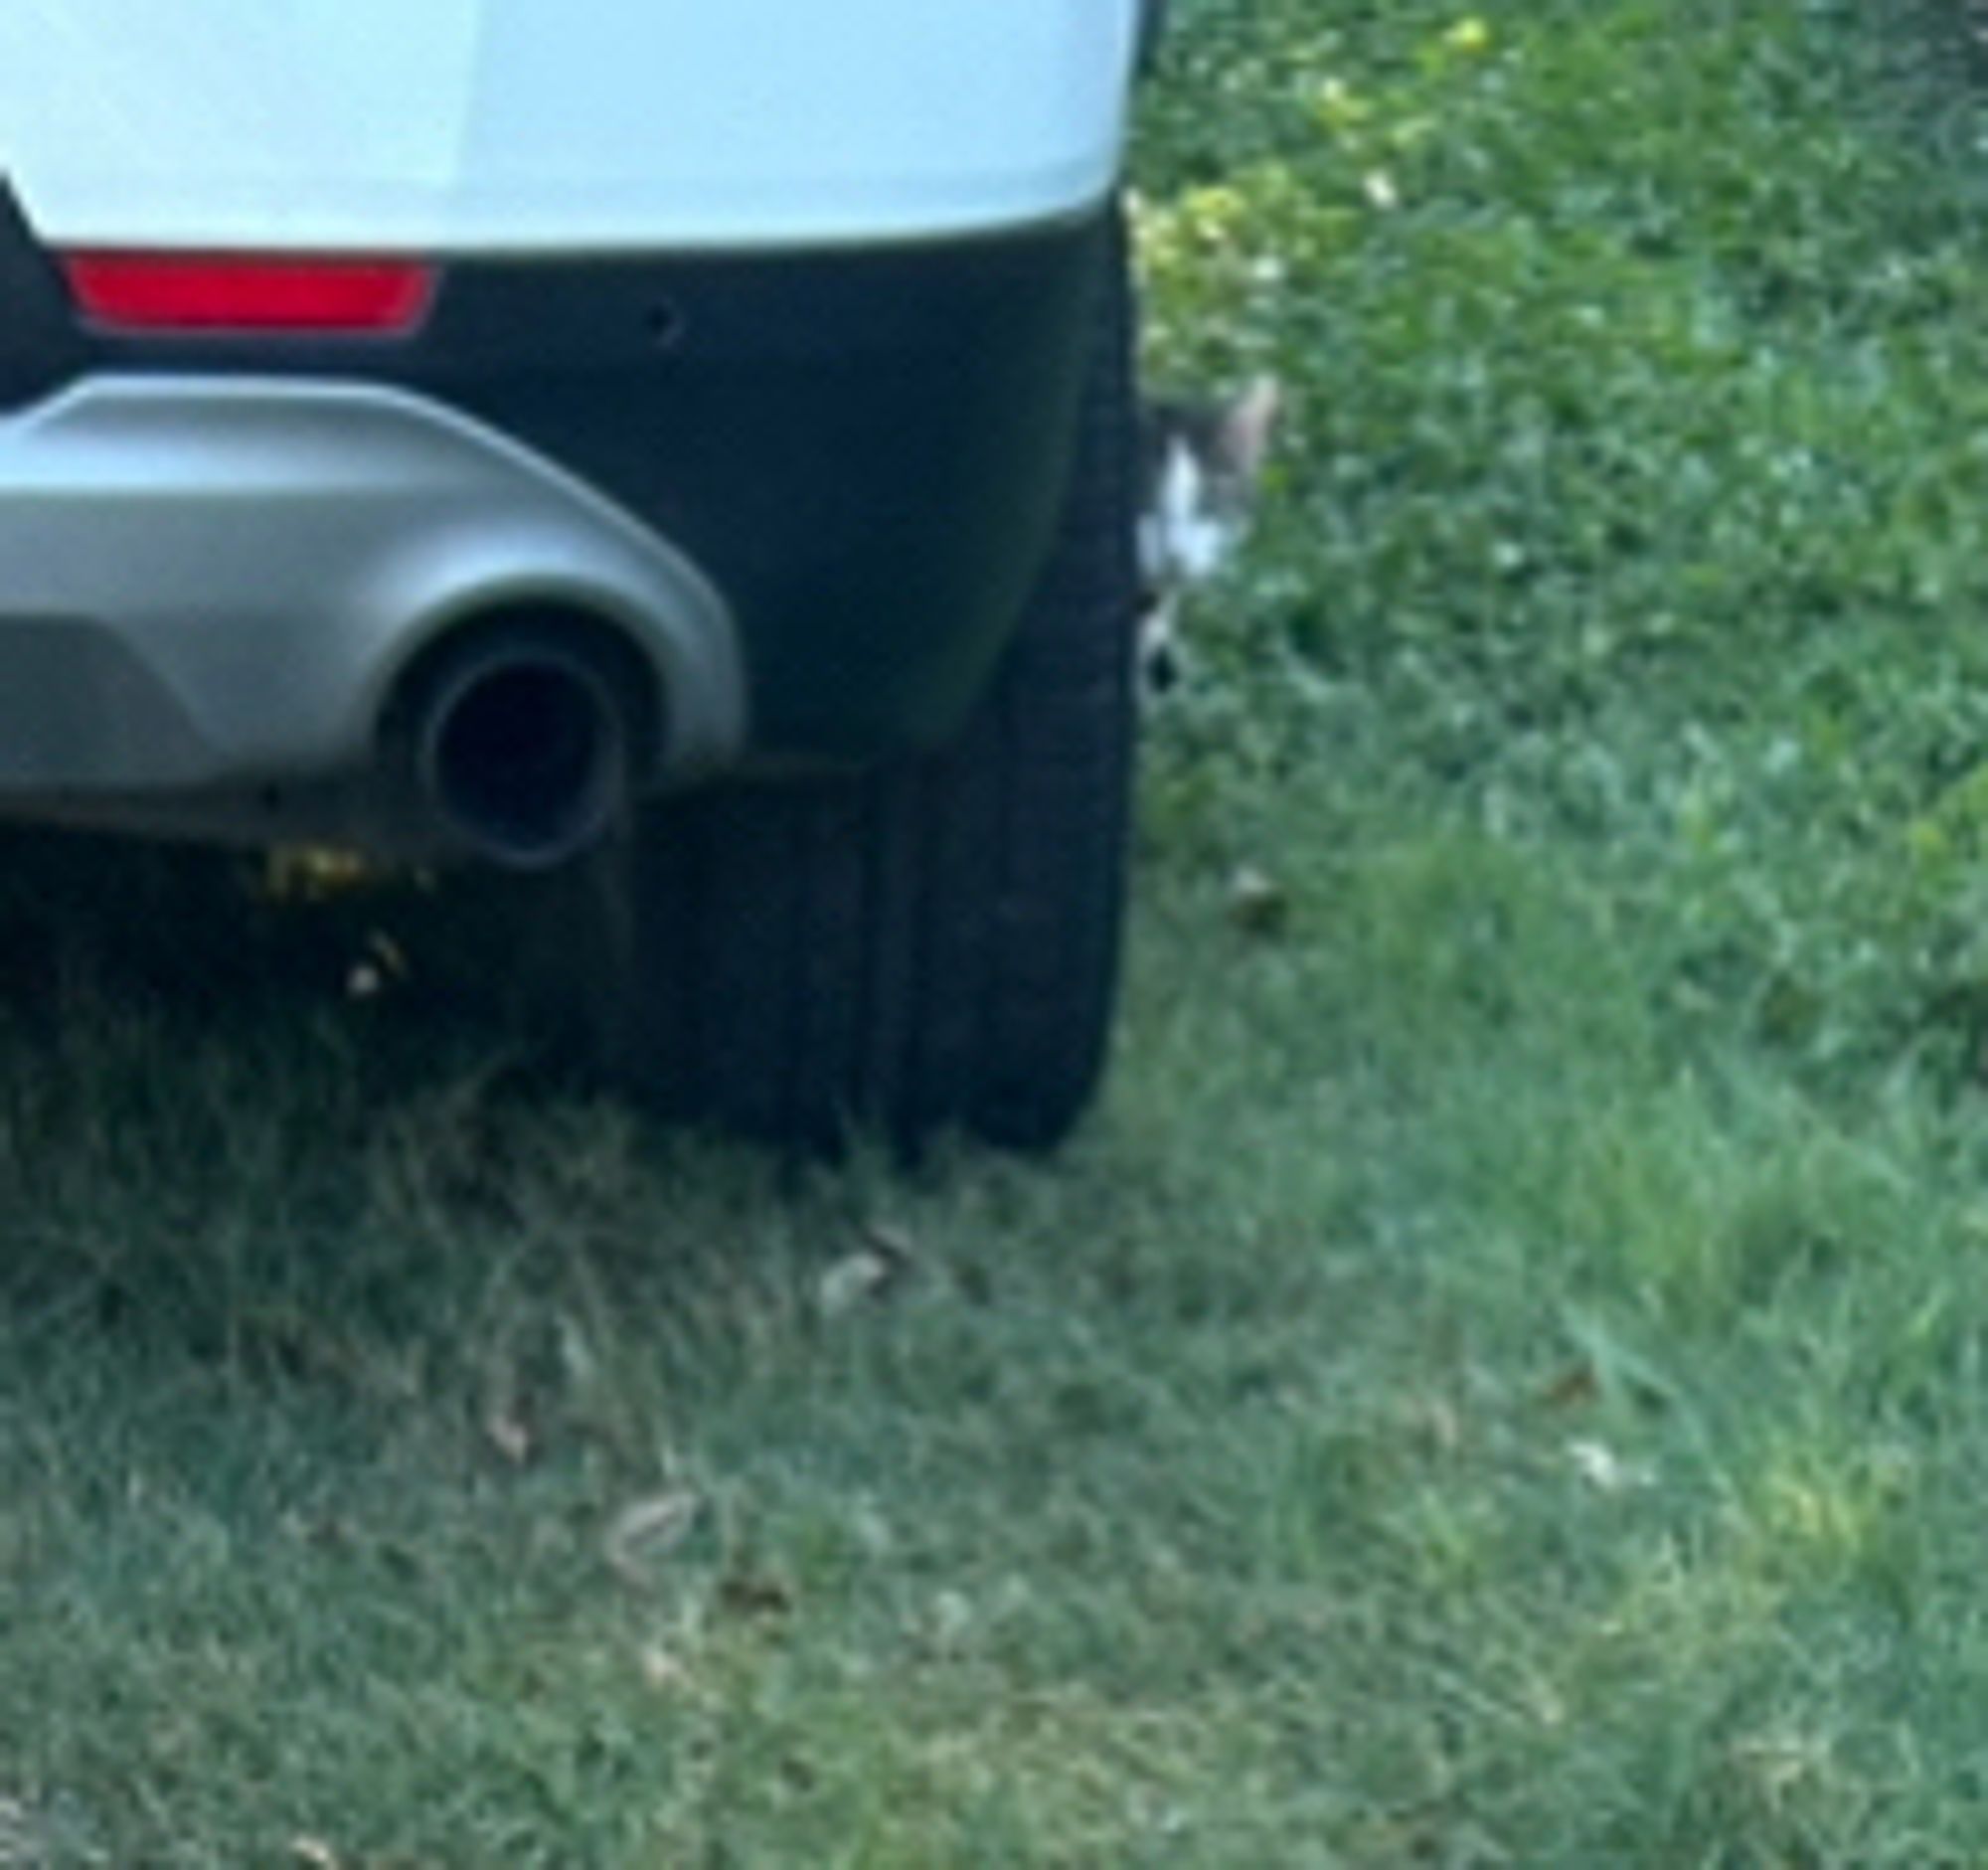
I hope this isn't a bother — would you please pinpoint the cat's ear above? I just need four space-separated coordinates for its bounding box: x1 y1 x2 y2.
1218 376 1281 477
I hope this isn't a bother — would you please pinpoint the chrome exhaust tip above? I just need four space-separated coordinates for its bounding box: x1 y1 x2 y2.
400 629 634 871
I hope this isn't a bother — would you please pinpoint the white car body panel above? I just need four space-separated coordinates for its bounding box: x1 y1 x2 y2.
0 0 1139 254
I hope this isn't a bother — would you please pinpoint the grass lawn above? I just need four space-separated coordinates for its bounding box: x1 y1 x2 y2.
9 0 1988 1860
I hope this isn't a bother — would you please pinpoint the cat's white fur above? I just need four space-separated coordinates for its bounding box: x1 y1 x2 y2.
1141 441 1233 585
1137 377 1280 692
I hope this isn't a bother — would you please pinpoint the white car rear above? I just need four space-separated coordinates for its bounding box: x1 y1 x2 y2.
0 0 1156 1153
0 0 1138 250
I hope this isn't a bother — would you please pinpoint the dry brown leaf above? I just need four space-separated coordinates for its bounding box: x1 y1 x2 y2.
1227 864 1291 935
638 1644 691 1692
718 1570 795 1620
862 1222 918 1263
603 1491 702 1586
1567 1439 1653 1494
345 930 413 1001
483 1407 533 1467
818 1251 895 1316
819 1225 916 1315
1540 1360 1600 1410
260 845 375 905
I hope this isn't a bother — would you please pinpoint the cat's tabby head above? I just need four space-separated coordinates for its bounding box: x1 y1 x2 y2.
1138 377 1280 591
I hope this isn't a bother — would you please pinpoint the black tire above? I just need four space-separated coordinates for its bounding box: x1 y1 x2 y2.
523 217 1139 1154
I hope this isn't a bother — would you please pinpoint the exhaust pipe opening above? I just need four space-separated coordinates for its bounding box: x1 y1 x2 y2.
398 624 643 871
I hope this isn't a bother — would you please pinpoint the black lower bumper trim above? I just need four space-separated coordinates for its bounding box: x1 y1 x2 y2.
49 210 1115 764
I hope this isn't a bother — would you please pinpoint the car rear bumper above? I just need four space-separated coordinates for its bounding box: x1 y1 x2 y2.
0 199 1113 855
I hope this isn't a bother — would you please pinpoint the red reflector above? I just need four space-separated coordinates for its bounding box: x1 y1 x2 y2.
61 254 435 335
